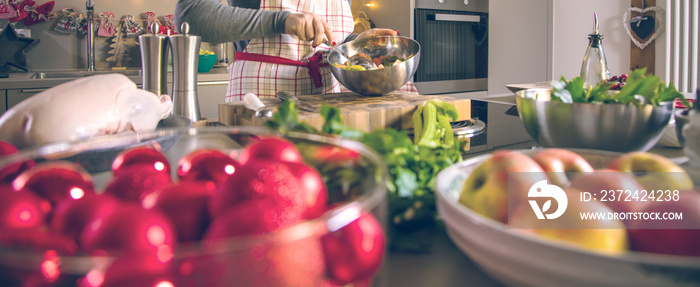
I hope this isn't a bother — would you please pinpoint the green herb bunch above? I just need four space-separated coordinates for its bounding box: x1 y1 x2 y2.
266 99 464 251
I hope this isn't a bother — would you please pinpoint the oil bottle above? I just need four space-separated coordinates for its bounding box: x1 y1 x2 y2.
580 12 610 87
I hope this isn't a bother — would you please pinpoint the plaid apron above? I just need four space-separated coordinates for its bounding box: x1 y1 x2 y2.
225 0 353 102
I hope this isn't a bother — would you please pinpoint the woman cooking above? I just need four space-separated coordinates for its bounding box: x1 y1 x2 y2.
175 0 417 102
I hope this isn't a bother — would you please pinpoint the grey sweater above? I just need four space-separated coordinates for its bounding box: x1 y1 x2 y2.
174 0 355 52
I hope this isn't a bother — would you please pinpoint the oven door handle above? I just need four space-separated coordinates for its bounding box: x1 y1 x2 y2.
432 14 481 23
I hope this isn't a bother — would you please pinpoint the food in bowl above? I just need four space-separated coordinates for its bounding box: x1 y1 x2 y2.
199 49 215 55
516 68 687 152
550 68 686 105
328 35 420 95
458 148 696 255
333 54 414 71
0 127 388 286
436 148 700 286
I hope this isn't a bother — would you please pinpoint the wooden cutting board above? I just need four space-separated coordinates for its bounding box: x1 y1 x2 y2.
218 92 471 132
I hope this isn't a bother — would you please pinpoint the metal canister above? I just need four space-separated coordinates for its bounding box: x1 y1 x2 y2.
169 22 203 122
138 23 169 96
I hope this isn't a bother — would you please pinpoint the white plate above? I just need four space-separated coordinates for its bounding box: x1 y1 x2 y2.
435 150 700 287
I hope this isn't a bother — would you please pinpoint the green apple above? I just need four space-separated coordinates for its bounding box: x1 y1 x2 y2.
509 188 629 255
608 152 693 192
459 150 548 223
531 148 594 187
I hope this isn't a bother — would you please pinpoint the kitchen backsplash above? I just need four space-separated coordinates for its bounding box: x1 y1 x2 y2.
2 0 187 72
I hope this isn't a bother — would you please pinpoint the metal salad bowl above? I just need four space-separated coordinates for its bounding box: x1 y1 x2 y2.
515 88 674 152
328 35 421 96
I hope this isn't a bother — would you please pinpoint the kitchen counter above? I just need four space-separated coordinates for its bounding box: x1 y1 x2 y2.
0 67 230 89
379 224 505 287
0 67 230 120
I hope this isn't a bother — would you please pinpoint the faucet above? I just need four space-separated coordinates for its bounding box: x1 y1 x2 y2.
86 0 95 72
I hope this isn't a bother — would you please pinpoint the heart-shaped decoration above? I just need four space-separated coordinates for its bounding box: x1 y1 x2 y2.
631 15 655 39
623 6 665 49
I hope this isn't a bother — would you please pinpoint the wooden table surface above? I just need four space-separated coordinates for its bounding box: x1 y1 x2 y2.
218 92 472 132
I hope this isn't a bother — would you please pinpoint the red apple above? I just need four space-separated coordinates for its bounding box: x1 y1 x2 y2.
627 190 700 257
208 161 307 219
204 198 302 241
530 148 594 187
51 193 123 241
12 161 95 205
200 199 323 286
236 136 303 165
112 146 171 178
0 185 49 231
80 204 176 255
608 151 694 191
103 163 172 202
569 169 648 215
142 181 213 242
321 208 385 285
286 162 328 219
177 148 237 185
0 141 35 184
459 150 548 223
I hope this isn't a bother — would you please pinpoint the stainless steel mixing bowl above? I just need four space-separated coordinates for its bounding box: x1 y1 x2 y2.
515 88 674 152
328 36 420 96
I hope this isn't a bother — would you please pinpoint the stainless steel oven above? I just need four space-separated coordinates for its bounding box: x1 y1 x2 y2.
414 0 488 95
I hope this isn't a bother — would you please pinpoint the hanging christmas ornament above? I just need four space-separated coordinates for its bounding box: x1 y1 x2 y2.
162 14 177 35
8 0 34 22
144 12 158 32
53 7 80 34
122 15 144 38
97 11 115 37
22 0 55 26
144 12 167 35
77 13 96 36
0 0 19 20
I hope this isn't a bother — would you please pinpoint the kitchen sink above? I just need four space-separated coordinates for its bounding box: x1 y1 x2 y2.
31 69 142 79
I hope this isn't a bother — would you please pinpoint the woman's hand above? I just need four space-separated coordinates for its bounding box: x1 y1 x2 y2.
284 12 333 47
356 28 399 40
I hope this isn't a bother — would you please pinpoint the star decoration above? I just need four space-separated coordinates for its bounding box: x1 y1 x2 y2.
0 23 40 72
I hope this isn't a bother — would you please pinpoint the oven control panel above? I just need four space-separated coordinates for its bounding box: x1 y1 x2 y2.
416 0 488 12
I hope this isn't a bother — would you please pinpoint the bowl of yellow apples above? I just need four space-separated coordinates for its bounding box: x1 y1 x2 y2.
198 49 217 73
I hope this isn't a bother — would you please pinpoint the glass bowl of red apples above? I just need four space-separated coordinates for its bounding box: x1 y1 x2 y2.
0 126 389 287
